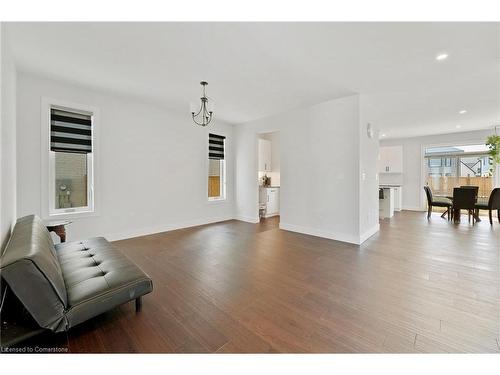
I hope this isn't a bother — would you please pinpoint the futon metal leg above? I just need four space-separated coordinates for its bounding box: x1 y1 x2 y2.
135 297 142 312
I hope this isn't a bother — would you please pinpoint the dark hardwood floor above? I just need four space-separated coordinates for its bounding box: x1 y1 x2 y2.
15 211 500 353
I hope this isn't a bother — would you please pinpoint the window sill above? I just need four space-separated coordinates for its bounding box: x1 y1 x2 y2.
207 198 228 204
45 209 99 220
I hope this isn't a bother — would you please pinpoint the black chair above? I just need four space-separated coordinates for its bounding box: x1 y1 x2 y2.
460 185 480 221
475 188 500 225
460 185 479 199
452 187 477 224
423 185 452 220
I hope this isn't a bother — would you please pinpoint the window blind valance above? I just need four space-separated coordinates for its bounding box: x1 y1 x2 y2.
51 108 92 154
209 133 225 160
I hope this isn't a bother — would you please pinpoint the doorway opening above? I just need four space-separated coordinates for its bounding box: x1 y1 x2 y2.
257 131 280 223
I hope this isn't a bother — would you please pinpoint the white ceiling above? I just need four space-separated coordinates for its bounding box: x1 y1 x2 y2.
6 22 500 138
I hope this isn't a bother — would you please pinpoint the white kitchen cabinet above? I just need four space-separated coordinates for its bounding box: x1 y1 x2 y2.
379 146 403 174
379 187 394 219
260 187 279 217
258 138 272 172
393 186 403 211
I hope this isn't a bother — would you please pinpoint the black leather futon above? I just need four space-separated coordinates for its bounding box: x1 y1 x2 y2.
0 215 153 333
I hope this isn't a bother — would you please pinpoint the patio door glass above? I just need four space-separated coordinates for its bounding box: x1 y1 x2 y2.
424 144 494 198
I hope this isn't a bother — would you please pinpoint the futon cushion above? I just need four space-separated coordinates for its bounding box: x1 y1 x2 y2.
1 215 153 333
0 215 68 332
55 237 153 329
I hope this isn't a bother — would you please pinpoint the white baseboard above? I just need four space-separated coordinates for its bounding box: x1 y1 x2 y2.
279 222 360 245
359 224 380 243
235 214 260 223
105 215 234 241
402 206 425 211
264 213 279 218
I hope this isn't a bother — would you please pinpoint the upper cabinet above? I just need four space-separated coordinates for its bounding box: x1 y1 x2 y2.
258 138 272 172
379 146 403 173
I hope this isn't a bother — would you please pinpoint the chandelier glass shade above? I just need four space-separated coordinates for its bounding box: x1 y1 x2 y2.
191 81 213 127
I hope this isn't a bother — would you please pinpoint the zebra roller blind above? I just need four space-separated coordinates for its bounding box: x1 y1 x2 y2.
209 133 225 160
51 108 92 154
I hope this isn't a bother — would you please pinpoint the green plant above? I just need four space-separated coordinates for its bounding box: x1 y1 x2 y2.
486 134 500 176
486 135 500 163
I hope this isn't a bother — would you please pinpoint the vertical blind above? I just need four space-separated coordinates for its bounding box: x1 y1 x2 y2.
51 108 92 154
209 133 225 160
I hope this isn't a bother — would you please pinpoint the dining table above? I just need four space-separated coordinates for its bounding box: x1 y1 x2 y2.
436 195 488 223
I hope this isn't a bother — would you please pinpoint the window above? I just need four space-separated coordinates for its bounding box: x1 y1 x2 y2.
428 158 442 168
208 133 226 200
424 144 494 198
42 99 98 218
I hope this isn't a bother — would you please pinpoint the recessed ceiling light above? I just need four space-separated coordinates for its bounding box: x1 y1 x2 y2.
381 133 386 137
456 125 462 129
459 110 467 114
436 53 448 61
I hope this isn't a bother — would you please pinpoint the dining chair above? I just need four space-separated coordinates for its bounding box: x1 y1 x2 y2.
452 187 478 224
460 185 480 222
475 188 500 225
423 185 452 220
460 185 479 199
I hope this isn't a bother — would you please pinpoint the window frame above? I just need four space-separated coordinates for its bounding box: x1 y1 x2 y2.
421 140 497 209
207 132 227 203
41 97 100 219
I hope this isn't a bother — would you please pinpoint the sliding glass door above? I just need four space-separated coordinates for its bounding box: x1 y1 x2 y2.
424 144 494 198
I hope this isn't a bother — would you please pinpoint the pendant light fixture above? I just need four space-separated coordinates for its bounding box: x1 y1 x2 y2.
191 81 213 127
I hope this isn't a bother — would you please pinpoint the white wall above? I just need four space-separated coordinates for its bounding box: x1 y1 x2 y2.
16 72 235 241
235 95 378 244
380 129 494 210
0 24 17 250
358 96 380 241
234 125 260 223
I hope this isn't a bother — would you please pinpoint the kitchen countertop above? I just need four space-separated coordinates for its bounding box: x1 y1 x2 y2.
260 186 280 188
379 184 402 187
